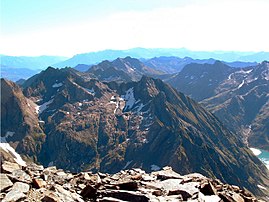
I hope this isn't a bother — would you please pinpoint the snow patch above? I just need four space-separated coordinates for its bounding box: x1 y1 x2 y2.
52 82 63 88
228 73 233 80
109 96 121 114
121 87 136 110
237 80 245 89
128 67 134 72
250 148 262 156
35 99 54 114
142 138 149 144
151 164 161 171
245 69 253 74
135 103 145 113
123 160 133 170
0 142 26 166
85 88 95 95
5 131 15 139
0 131 15 143
48 161 54 167
258 185 267 190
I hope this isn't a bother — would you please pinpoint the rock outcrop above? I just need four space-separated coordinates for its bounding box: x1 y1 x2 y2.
1 160 265 202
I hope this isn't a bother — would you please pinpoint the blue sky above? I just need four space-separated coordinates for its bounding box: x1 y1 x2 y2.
1 0 269 56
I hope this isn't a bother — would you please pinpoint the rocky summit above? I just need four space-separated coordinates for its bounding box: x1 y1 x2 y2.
0 160 265 202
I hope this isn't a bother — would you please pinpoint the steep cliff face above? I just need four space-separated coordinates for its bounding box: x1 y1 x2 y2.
2 67 269 197
1 79 45 162
200 62 269 150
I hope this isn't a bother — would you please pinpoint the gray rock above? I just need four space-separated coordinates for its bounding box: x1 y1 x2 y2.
198 192 221 202
54 184 82 202
232 193 244 202
160 179 184 191
0 174 13 192
1 161 21 173
2 190 26 202
175 182 200 196
9 169 32 183
0 160 262 202
28 163 44 171
12 182 30 193
152 167 182 180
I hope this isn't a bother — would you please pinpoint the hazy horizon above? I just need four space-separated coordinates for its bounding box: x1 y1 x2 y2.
1 0 269 57
1 47 268 58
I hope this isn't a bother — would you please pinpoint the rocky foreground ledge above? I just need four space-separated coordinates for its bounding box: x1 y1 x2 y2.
0 161 263 202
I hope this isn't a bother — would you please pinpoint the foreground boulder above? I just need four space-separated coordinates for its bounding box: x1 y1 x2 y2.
1 160 266 201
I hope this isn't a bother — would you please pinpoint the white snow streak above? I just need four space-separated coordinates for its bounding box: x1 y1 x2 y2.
237 80 245 89
52 82 63 88
250 148 262 156
121 87 136 110
123 160 133 170
85 88 95 96
258 185 267 190
35 99 54 114
151 164 161 171
0 132 26 166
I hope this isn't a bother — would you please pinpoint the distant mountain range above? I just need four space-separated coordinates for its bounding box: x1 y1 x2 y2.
2 67 269 197
0 65 40 81
0 55 68 81
54 48 268 68
143 56 257 74
1 48 267 81
0 55 67 70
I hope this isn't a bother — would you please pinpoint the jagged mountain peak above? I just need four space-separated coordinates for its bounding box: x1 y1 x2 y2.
87 57 164 82
2 70 269 197
114 56 143 67
1 78 21 93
